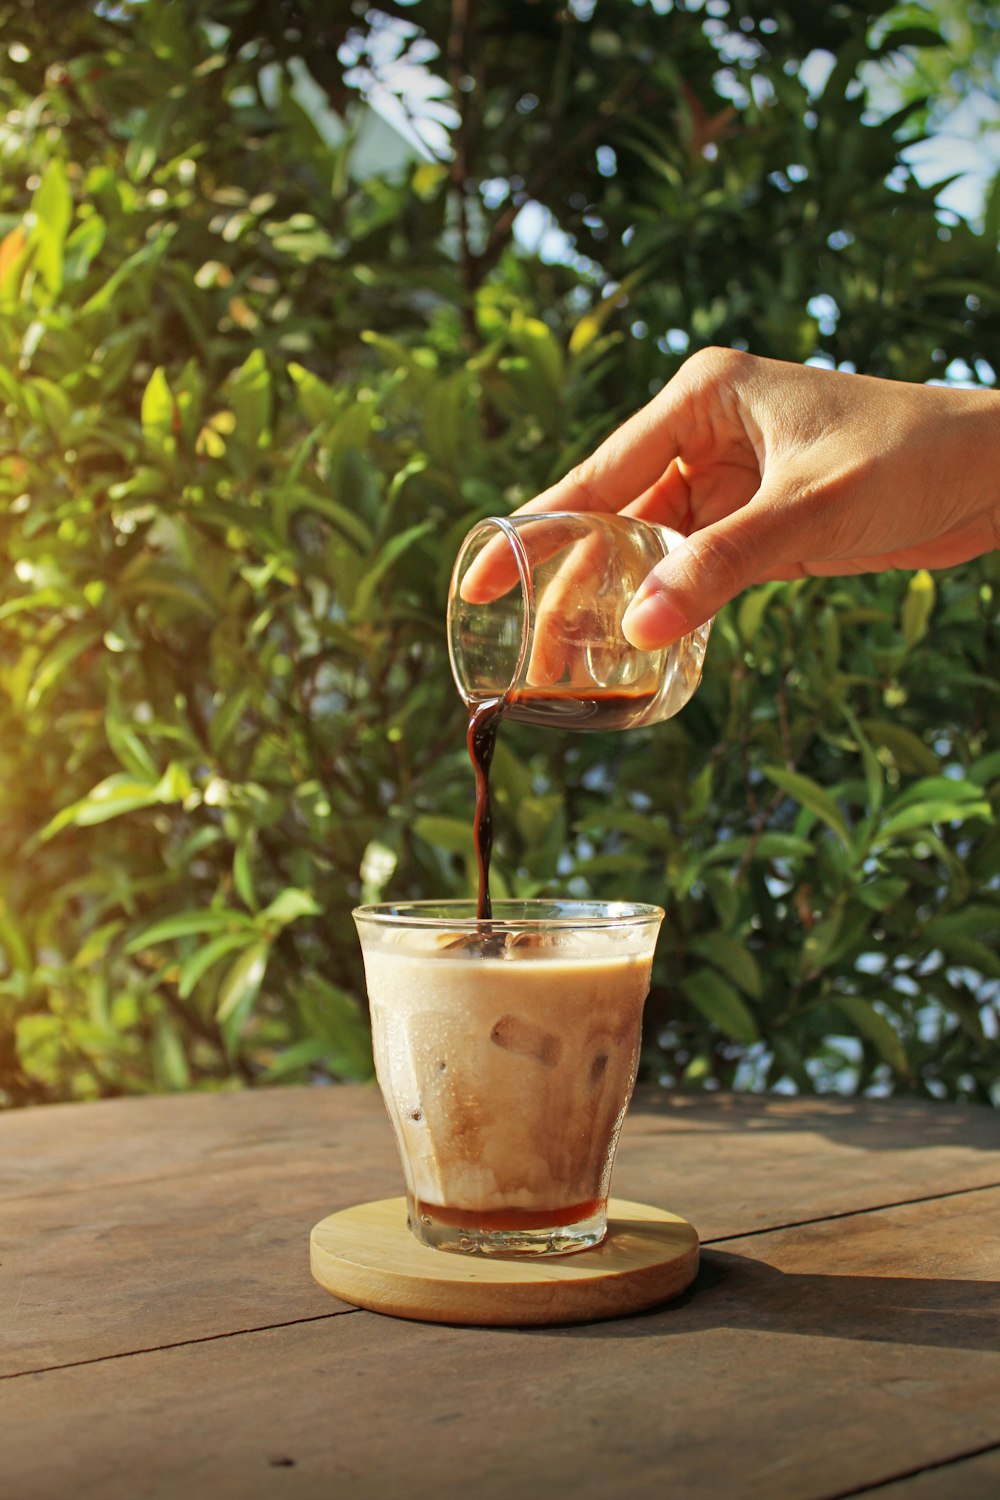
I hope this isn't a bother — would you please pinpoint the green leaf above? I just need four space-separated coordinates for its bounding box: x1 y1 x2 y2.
577 810 674 850
876 25 944 54
737 580 787 645
681 966 759 1045
702 870 740 927
831 996 909 1077
291 973 374 1079
39 769 164 839
73 919 126 968
0 587 67 624
27 624 104 710
385 455 429 511
861 720 939 777
216 940 269 1025
901 569 935 649
153 762 193 802
923 906 1000 944
841 704 883 817
887 776 986 812
116 559 216 619
106 713 159 781
969 750 1000 788
489 741 534 809
567 270 644 355
126 910 253 953
256 888 321 931
0 901 32 973
226 348 272 455
80 232 170 317
233 836 258 912
688 932 763 998
153 1016 191 1091
32 376 73 430
30 159 72 293
749 833 816 862
141 366 176 456
699 832 815 869
801 910 844 977
877 799 992 841
350 520 435 621
508 312 564 395
412 815 473 857
0 223 29 301
64 213 106 282
178 933 256 999
42 763 191 835
360 839 397 903
209 686 252 757
288 363 345 426
261 1038 330 1082
274 482 374 550
572 853 647 876
926 936 1000 980
323 401 377 465
984 167 1000 245
855 876 909 910
761 766 851 848
515 793 563 845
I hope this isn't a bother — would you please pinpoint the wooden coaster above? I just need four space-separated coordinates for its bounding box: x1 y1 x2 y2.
310 1196 699 1327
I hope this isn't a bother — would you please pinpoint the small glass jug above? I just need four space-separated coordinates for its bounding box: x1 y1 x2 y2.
448 512 711 730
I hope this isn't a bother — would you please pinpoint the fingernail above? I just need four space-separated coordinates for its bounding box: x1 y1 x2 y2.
622 588 686 650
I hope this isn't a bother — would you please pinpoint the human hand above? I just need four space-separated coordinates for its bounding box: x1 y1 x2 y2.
485 349 1000 650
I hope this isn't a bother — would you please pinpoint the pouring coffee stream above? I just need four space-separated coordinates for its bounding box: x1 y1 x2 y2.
455 514 714 925
467 694 505 924
467 687 668 925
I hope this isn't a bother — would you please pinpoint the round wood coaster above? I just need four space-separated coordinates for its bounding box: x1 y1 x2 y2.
310 1196 699 1327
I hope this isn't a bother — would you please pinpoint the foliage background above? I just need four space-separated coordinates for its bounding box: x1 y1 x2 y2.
0 0 997 1108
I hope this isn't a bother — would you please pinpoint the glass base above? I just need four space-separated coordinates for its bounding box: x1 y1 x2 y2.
407 1195 607 1258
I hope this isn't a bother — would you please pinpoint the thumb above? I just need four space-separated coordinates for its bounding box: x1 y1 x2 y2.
621 510 771 649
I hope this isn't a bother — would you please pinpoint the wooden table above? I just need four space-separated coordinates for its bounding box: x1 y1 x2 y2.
3 1085 999 1499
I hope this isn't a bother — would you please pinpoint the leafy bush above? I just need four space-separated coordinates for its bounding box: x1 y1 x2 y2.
0 0 997 1106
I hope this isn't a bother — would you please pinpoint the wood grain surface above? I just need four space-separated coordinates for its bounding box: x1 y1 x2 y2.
310 1196 700 1325
4 1086 998 1373
3 1086 999 1500
861 1449 1000 1500
4 1191 999 1500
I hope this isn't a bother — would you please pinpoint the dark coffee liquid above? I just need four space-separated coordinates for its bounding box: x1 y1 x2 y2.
415 1195 602 1233
467 696 505 922
508 685 658 731
466 687 660 920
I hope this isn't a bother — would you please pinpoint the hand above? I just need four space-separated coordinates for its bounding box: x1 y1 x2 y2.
500 348 1000 650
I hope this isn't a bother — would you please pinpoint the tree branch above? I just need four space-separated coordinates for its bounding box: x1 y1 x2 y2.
448 0 478 343
474 66 644 282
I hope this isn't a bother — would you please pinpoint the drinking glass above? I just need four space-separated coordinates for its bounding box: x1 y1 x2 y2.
448 512 711 729
353 899 664 1257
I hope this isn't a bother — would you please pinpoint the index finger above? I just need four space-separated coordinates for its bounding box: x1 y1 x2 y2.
461 384 690 603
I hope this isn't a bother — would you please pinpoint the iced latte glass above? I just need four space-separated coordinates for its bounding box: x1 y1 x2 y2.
353 899 663 1257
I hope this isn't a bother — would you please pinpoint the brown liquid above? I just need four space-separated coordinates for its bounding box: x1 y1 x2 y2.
365 946 651 1234
466 687 659 919
414 1196 602 1233
507 685 659 731
467 696 505 922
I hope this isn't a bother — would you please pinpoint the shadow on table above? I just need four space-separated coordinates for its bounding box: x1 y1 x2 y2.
538 1249 1000 1351
627 1090 1000 1153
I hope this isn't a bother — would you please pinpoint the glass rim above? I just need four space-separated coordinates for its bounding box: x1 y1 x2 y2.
446 513 686 707
352 898 665 930
447 514 534 704
469 510 682 532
